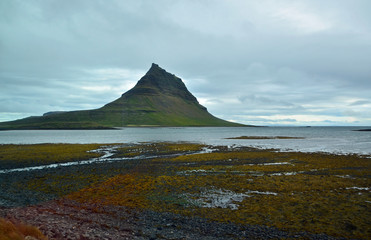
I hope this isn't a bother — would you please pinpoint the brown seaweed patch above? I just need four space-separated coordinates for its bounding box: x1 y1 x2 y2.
111 142 206 158
0 218 47 240
71 144 369 238
5 142 369 239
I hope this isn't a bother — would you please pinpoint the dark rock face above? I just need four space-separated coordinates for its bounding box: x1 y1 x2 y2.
124 63 198 102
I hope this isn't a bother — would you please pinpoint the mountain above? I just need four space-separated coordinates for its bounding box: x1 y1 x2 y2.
0 64 248 129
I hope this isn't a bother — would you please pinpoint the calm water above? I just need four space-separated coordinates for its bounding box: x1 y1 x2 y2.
0 127 370 155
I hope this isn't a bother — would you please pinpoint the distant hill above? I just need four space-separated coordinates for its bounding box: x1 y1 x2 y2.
0 64 249 129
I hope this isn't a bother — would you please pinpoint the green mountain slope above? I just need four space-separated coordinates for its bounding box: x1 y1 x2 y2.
0 64 248 129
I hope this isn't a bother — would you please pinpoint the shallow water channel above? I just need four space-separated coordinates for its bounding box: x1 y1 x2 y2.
0 145 214 174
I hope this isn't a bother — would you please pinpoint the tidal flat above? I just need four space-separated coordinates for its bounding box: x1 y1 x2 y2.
0 143 370 239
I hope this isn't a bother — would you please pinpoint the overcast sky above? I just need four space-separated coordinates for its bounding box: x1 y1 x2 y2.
1 0 370 126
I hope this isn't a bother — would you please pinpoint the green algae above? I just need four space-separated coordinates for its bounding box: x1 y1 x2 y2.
2 142 370 239
69 144 370 239
0 144 106 170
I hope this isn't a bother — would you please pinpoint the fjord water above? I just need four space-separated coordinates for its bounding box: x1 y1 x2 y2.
1 127 370 155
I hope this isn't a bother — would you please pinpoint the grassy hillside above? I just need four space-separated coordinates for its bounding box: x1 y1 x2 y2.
0 94 242 129
0 64 248 129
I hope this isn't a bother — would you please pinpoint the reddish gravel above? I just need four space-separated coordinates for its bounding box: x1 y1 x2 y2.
1 199 342 240
2 199 136 239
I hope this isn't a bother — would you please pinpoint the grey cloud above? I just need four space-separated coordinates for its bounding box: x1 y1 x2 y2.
349 100 371 106
0 0 370 125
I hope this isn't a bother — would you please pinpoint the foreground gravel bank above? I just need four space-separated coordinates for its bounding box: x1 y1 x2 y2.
1 199 343 240
1 143 368 239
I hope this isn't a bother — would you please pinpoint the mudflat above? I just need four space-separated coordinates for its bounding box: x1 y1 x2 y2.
1 143 370 239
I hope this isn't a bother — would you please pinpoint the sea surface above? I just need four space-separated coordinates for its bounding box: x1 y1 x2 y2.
0 127 370 155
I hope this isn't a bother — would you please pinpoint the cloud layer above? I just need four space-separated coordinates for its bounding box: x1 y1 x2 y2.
1 0 370 125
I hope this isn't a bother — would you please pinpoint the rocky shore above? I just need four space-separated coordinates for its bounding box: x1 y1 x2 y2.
0 143 369 239
1 199 343 240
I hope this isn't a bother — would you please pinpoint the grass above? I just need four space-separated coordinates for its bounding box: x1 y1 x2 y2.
0 218 47 240
0 87 246 130
0 63 251 129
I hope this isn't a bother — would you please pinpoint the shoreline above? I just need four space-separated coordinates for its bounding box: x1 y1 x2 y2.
1 126 370 155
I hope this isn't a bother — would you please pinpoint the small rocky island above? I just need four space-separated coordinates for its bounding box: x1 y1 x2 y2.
353 129 371 131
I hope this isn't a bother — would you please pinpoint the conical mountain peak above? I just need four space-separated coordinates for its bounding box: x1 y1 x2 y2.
124 64 197 102
147 63 168 75
0 64 247 129
142 63 178 85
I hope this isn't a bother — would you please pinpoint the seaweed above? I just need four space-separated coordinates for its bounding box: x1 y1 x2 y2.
2 142 370 238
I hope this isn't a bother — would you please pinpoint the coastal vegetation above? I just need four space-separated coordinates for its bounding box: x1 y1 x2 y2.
111 142 205 158
0 218 47 240
1 143 370 239
0 144 104 170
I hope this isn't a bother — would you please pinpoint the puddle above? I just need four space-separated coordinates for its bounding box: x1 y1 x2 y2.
346 187 370 191
177 169 246 176
245 162 292 166
335 175 354 179
200 147 215 153
184 188 277 210
177 169 213 175
270 171 304 176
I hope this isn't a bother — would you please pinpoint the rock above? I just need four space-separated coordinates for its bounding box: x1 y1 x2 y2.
25 236 39 240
